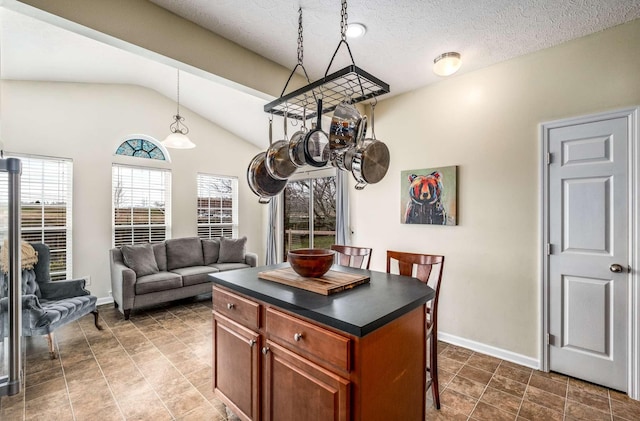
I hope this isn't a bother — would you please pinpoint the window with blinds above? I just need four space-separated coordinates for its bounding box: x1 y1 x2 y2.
112 164 171 246
197 174 237 239
0 155 73 280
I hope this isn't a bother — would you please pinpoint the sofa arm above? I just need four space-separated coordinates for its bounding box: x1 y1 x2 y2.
245 252 258 268
39 278 90 300
110 260 137 311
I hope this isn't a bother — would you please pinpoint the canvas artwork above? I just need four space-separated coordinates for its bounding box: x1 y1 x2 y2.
401 165 457 225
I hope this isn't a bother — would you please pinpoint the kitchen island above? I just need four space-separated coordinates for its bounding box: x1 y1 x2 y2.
210 263 435 421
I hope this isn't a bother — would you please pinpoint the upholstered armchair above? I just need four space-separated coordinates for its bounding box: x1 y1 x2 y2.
0 242 102 359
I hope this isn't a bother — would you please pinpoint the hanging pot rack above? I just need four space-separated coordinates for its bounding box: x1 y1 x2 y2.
263 1 389 121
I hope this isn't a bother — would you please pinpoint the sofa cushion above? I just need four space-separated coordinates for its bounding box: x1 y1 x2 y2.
170 266 218 287
202 239 221 265
218 237 247 263
121 244 159 277
210 262 251 272
135 272 182 295
166 237 204 270
152 242 168 271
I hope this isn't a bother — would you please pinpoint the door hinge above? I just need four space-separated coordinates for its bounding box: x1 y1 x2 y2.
546 243 552 255
546 333 551 346
546 152 552 165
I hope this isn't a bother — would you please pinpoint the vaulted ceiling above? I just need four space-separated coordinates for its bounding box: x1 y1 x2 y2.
1 1 639 148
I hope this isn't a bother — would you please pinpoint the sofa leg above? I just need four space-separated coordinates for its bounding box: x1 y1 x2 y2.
46 332 57 360
114 301 119 309
92 310 103 330
124 309 131 320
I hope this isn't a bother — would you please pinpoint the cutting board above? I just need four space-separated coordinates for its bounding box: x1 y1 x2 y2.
258 267 370 295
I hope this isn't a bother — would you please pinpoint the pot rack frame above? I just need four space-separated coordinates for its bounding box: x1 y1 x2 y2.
263 64 389 121
264 2 389 121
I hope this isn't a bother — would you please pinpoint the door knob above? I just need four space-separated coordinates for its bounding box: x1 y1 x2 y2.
610 264 624 273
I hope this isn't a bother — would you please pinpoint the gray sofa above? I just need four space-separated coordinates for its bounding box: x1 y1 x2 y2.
109 236 257 319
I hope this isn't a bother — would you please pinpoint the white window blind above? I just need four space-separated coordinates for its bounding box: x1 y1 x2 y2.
0 155 73 280
112 164 171 246
197 174 237 239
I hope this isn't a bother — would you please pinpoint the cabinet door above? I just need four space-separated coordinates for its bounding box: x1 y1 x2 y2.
262 341 350 421
213 314 260 421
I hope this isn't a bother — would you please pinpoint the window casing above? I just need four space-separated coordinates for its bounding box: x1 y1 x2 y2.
0 155 73 280
283 175 336 260
197 174 238 239
112 164 171 246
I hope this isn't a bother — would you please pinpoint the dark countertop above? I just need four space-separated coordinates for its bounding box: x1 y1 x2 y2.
209 263 435 337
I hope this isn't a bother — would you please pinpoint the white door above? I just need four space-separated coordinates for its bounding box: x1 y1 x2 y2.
547 115 630 391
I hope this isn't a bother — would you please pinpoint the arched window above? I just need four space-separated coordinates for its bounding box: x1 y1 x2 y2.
115 136 167 161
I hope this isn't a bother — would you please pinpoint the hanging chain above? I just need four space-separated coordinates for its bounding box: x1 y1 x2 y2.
340 0 348 41
297 7 304 65
176 69 181 116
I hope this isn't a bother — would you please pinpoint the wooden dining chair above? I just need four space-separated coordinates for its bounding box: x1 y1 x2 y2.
386 250 445 409
330 244 373 269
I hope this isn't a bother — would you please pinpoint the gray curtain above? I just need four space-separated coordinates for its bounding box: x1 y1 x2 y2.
335 170 350 245
266 197 278 265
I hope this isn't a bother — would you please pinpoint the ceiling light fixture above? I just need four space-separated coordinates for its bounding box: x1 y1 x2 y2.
346 22 366 38
162 69 195 149
433 52 462 77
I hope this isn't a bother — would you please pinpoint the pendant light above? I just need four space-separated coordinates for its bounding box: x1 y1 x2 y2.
162 69 195 149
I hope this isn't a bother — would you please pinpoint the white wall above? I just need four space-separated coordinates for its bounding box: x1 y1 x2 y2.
1 81 264 300
350 19 640 359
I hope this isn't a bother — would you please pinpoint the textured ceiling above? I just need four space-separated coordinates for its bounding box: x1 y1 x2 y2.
148 0 640 95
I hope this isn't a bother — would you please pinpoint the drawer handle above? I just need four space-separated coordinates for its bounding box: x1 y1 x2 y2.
227 303 235 310
262 346 270 355
293 333 304 342
248 339 256 348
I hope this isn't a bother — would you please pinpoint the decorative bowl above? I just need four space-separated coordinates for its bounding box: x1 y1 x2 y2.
287 248 335 278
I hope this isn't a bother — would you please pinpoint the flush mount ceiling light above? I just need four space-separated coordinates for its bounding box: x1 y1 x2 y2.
162 69 196 149
433 52 462 77
346 22 366 38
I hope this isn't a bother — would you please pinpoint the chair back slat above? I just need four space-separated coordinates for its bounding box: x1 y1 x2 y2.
330 245 373 270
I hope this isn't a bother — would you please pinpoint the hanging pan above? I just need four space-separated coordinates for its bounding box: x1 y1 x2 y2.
350 101 390 190
303 98 330 167
265 113 297 180
288 106 309 168
247 119 288 203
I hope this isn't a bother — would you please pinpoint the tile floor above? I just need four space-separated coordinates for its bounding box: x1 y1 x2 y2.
0 297 639 420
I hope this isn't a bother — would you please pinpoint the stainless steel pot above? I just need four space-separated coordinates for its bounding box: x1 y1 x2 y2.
350 102 389 190
265 115 297 180
351 139 390 189
248 120 287 203
329 101 367 154
247 152 287 204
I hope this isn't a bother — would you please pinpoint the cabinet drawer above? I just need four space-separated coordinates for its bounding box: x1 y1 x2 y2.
213 286 260 330
266 307 351 372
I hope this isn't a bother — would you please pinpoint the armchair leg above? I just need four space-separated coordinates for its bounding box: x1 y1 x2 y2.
92 310 103 330
46 332 57 360
124 309 131 320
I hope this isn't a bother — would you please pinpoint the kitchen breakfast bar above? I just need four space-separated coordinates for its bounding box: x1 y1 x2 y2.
210 263 435 421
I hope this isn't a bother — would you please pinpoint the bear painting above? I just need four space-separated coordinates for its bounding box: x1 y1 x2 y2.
401 166 457 225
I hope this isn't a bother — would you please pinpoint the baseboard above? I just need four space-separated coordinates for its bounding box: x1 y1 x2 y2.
96 296 114 306
439 331 540 370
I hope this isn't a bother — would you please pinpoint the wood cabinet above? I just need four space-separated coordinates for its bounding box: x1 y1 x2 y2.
212 284 427 421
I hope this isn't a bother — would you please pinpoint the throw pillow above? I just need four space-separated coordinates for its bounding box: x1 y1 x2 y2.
165 237 204 270
202 238 221 265
121 243 159 277
218 237 247 264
